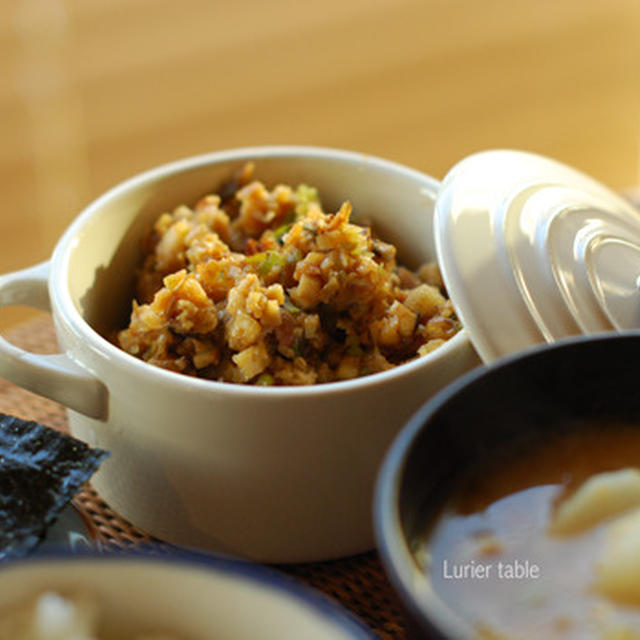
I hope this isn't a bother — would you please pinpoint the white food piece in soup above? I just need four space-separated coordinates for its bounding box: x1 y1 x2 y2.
597 507 640 604
549 468 640 535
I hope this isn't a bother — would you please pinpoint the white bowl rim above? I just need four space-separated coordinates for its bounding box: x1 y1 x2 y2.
50 144 471 398
1 548 376 638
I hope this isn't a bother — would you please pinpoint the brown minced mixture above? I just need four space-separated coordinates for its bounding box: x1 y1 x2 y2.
117 164 461 385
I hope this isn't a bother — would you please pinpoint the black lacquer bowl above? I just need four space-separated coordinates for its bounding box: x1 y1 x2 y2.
374 332 640 640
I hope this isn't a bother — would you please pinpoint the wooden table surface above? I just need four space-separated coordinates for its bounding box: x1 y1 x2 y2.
1 0 639 327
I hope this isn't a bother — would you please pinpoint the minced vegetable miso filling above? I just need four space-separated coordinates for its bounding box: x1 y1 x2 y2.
117 163 460 385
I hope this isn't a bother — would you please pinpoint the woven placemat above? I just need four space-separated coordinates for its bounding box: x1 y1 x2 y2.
0 315 408 640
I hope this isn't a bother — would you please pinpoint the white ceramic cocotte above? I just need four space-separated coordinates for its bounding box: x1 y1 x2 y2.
0 146 636 562
0 147 480 562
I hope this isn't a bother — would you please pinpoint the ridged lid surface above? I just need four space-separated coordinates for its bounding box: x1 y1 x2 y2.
435 150 640 362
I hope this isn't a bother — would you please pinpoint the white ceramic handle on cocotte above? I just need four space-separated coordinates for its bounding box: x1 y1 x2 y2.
0 261 108 419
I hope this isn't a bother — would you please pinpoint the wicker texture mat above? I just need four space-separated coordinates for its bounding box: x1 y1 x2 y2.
0 316 407 640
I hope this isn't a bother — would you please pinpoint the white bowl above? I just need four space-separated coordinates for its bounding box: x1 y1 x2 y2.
0 146 481 562
0 552 374 639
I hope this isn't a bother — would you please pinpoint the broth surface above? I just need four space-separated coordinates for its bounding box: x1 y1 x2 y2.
422 423 640 639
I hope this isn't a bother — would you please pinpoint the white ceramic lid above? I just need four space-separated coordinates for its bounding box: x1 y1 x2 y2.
435 150 640 363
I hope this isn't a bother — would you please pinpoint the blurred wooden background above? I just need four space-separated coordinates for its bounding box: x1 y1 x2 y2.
1 0 639 328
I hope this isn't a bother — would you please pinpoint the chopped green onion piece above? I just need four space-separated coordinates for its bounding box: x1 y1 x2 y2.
256 373 275 386
295 184 320 216
273 224 292 242
283 299 300 314
246 251 285 278
246 251 267 265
